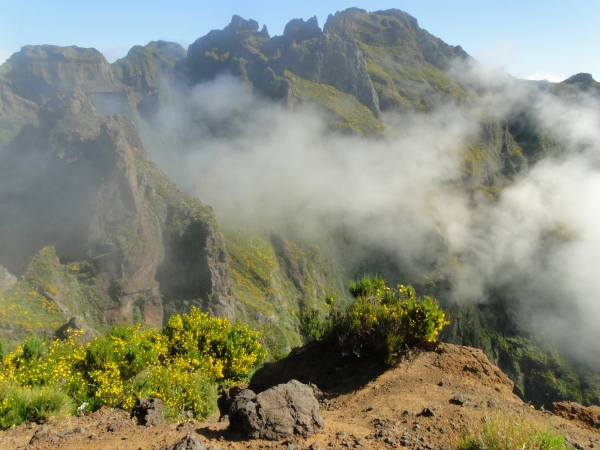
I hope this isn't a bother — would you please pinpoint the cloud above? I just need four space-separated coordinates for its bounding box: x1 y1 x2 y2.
100 46 128 63
142 68 600 366
525 72 566 82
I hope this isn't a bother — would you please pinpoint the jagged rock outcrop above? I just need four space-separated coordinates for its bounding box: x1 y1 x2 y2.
283 16 323 43
275 31 380 116
113 41 186 93
0 89 236 326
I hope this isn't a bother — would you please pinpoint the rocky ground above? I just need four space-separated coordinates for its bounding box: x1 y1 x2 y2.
1 343 599 450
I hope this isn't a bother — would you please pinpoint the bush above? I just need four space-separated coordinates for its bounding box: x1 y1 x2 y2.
0 385 74 429
455 410 567 450
299 308 327 340
320 276 449 363
0 308 266 428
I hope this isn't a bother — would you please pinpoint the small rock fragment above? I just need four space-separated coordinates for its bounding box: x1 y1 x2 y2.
450 395 472 406
418 407 435 417
30 426 52 445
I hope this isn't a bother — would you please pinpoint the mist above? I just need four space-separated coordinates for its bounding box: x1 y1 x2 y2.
145 68 600 365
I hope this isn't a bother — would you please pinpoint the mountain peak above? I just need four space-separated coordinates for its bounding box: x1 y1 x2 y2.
283 16 322 42
227 14 260 32
564 72 595 84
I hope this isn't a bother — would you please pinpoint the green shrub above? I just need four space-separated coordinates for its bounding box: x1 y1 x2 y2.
456 411 567 450
323 276 449 363
299 308 327 340
22 334 44 362
0 385 74 429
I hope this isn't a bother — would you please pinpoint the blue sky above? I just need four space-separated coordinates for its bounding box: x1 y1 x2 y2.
1 0 598 82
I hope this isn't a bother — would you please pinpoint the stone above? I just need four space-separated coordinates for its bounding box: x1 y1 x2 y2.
228 380 324 440
131 397 165 426
418 407 435 417
160 433 207 450
29 426 52 445
217 383 249 418
449 395 472 406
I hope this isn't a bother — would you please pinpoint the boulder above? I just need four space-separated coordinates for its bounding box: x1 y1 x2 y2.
228 380 324 440
131 397 165 426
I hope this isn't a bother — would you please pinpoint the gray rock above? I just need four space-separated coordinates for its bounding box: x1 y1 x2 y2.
29 426 52 445
131 397 165 426
450 395 472 406
228 380 324 440
161 433 206 450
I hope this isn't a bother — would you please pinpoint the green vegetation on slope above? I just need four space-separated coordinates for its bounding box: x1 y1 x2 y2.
285 71 384 136
0 247 102 348
221 223 347 360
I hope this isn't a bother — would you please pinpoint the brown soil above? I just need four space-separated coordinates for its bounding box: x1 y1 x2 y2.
1 343 599 450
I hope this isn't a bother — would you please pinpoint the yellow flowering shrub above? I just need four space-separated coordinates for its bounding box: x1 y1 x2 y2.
163 308 266 384
0 308 265 428
325 276 449 363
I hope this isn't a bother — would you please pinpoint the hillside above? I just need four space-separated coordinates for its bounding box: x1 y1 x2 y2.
0 6 599 409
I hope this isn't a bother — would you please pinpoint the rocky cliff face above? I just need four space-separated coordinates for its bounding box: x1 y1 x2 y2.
0 89 235 327
178 8 471 120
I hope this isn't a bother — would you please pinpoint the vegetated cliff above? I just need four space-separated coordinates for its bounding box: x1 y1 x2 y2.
0 89 235 344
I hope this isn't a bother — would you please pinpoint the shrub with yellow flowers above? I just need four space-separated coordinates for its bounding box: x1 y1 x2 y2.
0 308 266 429
308 276 449 364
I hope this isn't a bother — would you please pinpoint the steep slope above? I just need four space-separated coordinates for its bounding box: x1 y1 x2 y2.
0 89 235 343
324 8 469 111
